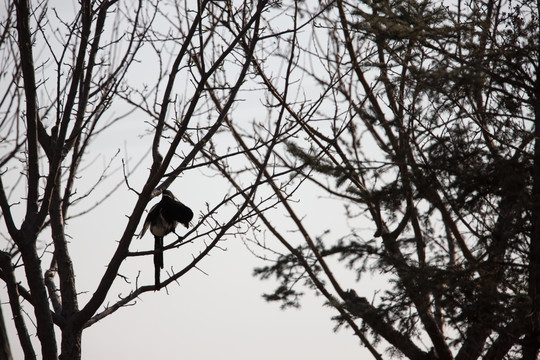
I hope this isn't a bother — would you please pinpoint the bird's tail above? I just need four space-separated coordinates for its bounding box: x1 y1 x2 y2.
154 236 164 289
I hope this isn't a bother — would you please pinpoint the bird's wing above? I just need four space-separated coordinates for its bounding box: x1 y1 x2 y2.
162 198 193 227
139 203 160 238
176 203 194 227
139 221 150 239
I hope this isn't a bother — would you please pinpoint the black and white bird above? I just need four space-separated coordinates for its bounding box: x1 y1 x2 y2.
139 190 193 290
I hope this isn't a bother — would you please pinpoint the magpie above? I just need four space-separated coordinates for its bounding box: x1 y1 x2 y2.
139 190 194 290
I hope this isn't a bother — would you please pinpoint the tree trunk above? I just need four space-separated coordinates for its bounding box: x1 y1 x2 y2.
59 326 81 360
0 305 12 360
19 240 58 360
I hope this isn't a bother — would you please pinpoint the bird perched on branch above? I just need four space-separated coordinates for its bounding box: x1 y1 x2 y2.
139 190 193 290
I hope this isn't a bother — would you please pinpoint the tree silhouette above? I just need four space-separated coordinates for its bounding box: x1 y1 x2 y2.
0 0 272 358
209 0 540 359
3 0 540 359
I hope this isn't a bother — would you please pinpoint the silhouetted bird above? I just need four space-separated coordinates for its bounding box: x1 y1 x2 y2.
139 190 193 290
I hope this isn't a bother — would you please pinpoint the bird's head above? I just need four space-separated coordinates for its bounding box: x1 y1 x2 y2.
162 189 175 199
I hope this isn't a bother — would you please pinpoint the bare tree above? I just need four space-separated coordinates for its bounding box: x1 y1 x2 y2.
0 0 278 359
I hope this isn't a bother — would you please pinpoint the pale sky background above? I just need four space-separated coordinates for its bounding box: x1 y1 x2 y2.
0 1 384 358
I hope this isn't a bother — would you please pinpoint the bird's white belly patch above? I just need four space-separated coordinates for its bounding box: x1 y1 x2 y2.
150 213 177 237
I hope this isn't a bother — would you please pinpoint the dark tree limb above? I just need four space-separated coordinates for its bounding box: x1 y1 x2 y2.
0 252 36 360
0 302 13 360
